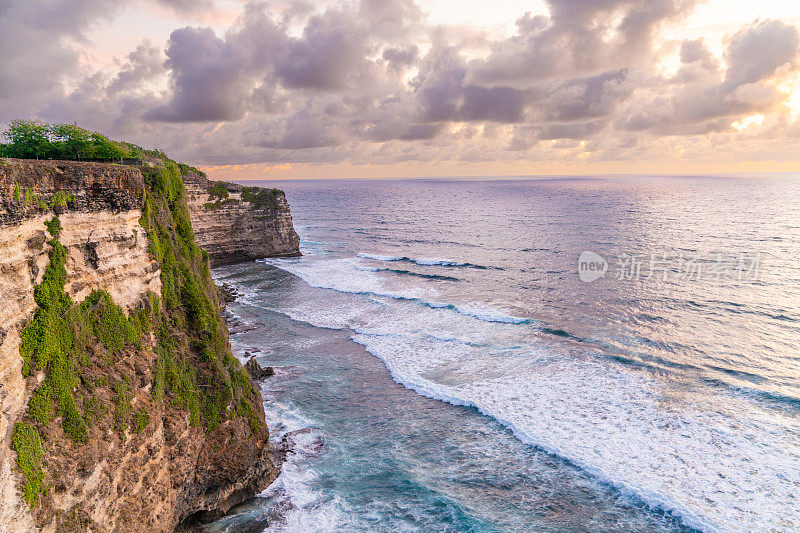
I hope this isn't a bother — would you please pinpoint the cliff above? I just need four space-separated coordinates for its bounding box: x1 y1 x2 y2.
183 172 300 267
0 158 278 532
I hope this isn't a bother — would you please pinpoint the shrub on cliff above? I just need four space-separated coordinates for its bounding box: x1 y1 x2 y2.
140 160 263 430
207 182 229 200
13 216 145 504
140 161 261 433
242 186 280 210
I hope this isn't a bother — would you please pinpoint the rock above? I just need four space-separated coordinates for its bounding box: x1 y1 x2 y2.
244 358 275 380
0 158 144 226
216 283 238 306
25 230 46 250
0 159 280 533
175 417 278 530
183 173 301 267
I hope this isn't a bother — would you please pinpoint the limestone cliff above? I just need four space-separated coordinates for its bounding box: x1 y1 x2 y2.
0 158 278 532
183 171 300 267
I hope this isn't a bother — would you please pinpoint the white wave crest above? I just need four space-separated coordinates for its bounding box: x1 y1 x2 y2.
257 254 800 532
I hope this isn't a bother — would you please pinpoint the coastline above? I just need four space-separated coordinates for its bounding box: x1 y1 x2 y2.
206 260 694 532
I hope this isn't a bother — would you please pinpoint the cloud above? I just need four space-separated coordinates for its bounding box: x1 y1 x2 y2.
680 38 717 69
412 44 528 123
108 39 165 94
275 7 373 90
2 0 800 171
534 70 631 122
147 26 252 122
723 19 799 90
468 0 698 86
0 0 122 116
382 45 418 71
615 19 799 136
154 0 214 15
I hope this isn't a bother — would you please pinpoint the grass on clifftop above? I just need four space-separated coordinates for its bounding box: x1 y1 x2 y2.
242 186 281 210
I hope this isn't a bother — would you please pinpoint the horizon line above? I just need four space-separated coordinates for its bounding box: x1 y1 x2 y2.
222 170 800 182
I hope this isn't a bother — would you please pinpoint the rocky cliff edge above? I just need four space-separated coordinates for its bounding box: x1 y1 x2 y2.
183 171 301 267
0 158 280 532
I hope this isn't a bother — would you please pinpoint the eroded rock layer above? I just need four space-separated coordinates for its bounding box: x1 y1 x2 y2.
184 172 301 266
0 159 278 533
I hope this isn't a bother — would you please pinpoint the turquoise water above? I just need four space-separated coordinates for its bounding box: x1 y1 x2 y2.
207 176 800 532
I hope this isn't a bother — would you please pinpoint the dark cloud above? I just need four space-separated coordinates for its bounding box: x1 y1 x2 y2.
382 45 418 71
468 0 698 86
534 70 631 122
459 86 527 123
414 45 466 121
148 0 416 123
680 39 716 69
723 20 799 90
412 44 528 123
258 110 342 149
276 8 372 90
356 120 443 142
147 27 249 122
535 119 607 140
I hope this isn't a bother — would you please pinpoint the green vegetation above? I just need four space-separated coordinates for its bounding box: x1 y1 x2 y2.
203 198 240 210
12 186 71 212
50 190 75 208
207 182 229 200
140 161 259 433
242 186 280 210
203 182 236 210
113 381 133 441
13 216 149 505
11 139 262 509
82 397 107 428
0 119 140 161
23 187 48 209
11 424 46 507
133 409 150 434
178 162 202 176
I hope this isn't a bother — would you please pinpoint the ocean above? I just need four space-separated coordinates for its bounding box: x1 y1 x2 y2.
204 175 800 532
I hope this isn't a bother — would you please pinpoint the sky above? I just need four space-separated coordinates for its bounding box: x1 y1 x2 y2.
1 0 800 180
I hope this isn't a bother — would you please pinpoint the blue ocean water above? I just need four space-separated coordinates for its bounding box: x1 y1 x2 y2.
207 176 800 532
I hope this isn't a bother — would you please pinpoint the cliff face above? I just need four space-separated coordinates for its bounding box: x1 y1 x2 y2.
183 172 300 267
0 159 278 532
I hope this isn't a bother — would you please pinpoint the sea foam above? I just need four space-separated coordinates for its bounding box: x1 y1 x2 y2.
257 254 800 532
357 252 488 269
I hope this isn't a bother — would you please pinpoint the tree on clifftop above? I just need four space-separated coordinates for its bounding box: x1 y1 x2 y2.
50 123 92 161
0 120 138 162
1 119 51 159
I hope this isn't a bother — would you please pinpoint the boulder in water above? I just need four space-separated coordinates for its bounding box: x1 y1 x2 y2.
244 358 275 380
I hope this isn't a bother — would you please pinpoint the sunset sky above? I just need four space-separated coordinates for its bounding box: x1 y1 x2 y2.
2 0 800 179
